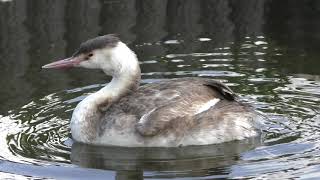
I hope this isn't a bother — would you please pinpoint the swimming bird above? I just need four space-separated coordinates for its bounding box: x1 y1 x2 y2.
42 34 263 147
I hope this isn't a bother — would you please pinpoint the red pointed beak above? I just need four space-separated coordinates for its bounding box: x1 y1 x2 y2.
42 57 82 69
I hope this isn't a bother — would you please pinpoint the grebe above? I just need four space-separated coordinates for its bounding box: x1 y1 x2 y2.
42 34 263 147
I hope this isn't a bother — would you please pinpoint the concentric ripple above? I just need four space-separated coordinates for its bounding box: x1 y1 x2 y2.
1 93 71 164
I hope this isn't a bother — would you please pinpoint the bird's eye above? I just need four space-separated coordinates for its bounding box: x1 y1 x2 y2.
85 53 93 60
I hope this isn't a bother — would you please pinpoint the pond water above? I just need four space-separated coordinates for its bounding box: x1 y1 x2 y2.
1 0 320 179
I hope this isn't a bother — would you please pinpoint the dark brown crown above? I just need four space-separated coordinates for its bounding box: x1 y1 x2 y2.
72 34 120 57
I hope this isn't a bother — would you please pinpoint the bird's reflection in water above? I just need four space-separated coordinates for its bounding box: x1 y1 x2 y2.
71 137 262 179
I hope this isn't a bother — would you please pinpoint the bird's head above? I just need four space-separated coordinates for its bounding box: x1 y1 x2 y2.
42 34 138 76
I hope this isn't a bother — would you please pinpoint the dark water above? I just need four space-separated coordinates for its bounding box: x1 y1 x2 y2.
0 0 320 179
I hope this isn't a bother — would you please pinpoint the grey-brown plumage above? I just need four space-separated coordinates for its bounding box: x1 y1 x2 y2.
98 77 263 146
101 78 234 136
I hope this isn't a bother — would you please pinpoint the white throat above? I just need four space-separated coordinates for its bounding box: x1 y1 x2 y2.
91 42 141 105
70 42 141 143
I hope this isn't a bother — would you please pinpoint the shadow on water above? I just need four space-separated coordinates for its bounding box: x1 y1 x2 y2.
71 138 262 179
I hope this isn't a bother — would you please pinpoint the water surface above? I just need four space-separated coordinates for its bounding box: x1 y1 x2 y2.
0 0 320 179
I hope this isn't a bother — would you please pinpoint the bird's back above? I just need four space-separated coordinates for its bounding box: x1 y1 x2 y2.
95 78 263 147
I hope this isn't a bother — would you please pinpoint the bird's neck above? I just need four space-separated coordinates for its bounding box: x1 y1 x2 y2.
91 47 141 109
70 43 141 143
93 69 141 110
